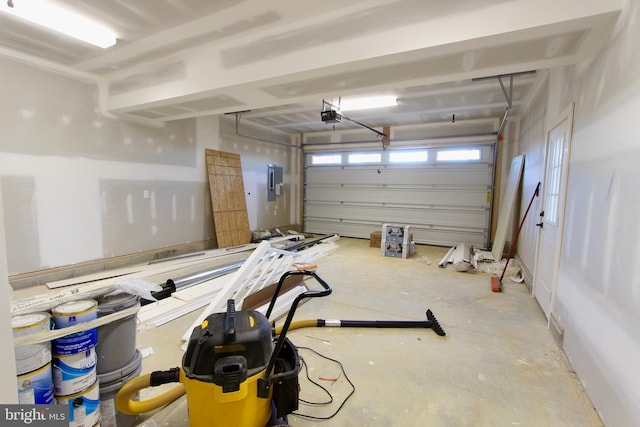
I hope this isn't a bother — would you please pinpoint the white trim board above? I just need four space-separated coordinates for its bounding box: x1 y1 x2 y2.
136 239 339 334
492 155 524 261
45 235 304 289
45 243 258 289
180 241 296 343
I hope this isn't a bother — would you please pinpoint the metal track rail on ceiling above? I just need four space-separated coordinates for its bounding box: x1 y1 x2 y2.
472 70 537 137
232 112 302 151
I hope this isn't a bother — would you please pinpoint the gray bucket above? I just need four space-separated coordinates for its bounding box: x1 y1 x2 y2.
96 293 140 374
97 350 142 427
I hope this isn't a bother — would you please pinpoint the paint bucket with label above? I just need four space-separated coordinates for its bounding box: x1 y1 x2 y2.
96 292 140 374
56 380 102 427
98 350 142 427
52 347 97 396
52 299 98 355
16 361 55 404
12 312 52 375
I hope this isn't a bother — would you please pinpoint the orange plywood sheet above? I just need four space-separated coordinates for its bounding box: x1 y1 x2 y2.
206 149 251 247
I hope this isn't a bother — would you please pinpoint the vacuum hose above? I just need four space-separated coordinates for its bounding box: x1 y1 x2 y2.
274 319 318 335
116 368 185 415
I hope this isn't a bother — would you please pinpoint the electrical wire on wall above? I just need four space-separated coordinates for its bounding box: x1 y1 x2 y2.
293 346 356 421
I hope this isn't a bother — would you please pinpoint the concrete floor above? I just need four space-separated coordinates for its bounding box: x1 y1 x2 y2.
134 237 602 427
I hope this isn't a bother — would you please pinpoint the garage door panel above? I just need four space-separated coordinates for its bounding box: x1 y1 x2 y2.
306 165 491 186
305 203 487 228
304 144 493 247
305 219 486 247
306 187 488 207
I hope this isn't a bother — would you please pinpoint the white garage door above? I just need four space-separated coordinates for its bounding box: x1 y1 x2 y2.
303 144 494 247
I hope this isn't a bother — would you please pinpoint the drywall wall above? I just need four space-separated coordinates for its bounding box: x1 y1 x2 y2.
0 60 196 166
0 176 40 273
0 57 207 274
518 1 640 425
215 115 300 231
516 73 548 282
100 179 212 256
0 185 18 403
0 57 299 277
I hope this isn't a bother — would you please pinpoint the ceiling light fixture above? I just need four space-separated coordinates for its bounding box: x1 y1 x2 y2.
0 0 117 48
339 95 397 111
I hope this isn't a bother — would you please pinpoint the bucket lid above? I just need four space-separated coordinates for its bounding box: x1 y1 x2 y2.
53 299 97 316
97 350 142 384
97 293 140 315
12 312 51 330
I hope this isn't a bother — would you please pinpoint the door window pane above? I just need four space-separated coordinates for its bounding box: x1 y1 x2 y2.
544 132 564 225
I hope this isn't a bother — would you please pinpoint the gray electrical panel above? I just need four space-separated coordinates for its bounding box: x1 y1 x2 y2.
267 164 283 201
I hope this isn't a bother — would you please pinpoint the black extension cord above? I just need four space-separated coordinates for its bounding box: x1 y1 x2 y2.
292 346 356 421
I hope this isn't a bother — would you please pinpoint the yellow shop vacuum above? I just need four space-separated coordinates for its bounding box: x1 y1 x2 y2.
116 270 332 427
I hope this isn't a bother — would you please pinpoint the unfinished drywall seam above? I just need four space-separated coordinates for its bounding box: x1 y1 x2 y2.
0 46 96 83
0 48 164 129
96 81 165 129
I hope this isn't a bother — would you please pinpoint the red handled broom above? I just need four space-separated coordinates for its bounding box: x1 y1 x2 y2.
491 181 541 292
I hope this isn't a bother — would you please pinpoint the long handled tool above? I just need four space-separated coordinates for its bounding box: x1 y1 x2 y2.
491 181 541 292
275 309 446 337
267 271 445 337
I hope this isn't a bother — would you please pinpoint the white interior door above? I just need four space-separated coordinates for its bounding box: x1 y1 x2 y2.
533 104 574 319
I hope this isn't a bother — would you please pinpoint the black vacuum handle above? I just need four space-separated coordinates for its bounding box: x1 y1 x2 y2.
259 270 332 398
264 270 332 320
224 299 236 339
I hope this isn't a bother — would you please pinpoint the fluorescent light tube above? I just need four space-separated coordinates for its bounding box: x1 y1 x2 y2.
339 95 398 111
0 0 117 48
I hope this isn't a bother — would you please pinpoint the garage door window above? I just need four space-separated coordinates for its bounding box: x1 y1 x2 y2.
389 150 428 163
437 148 481 161
311 154 342 165
348 153 381 164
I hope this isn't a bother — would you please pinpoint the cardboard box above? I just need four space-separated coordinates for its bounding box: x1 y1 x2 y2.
382 241 415 259
370 231 382 247
242 274 309 320
382 224 412 245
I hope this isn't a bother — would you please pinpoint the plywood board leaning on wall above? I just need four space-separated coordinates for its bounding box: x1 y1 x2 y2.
206 149 251 247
